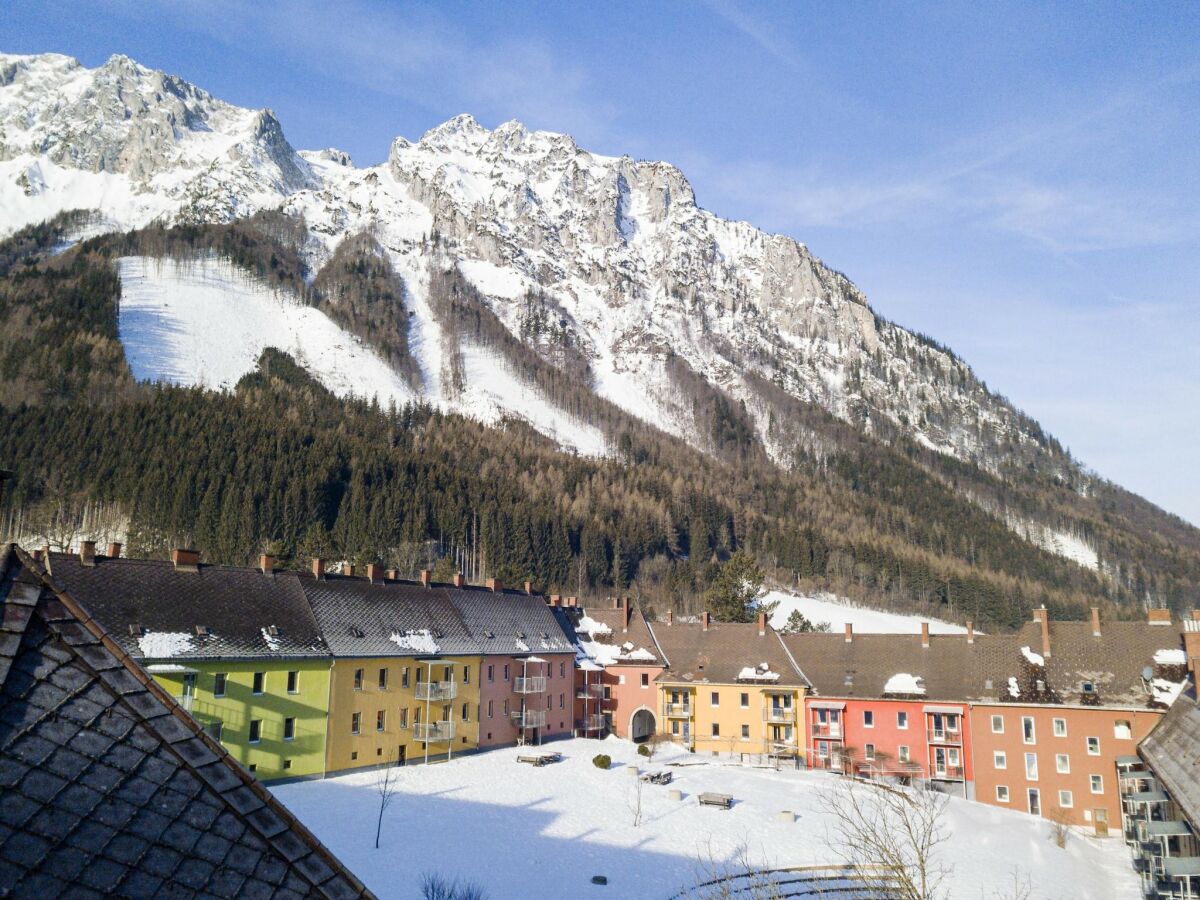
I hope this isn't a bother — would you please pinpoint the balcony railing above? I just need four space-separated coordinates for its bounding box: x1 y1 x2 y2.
931 764 965 780
811 723 842 739
415 681 457 701
926 729 962 745
413 721 455 742
664 703 693 718
512 708 547 729
578 714 606 732
514 676 547 694
176 694 194 713
763 706 796 723
576 684 604 700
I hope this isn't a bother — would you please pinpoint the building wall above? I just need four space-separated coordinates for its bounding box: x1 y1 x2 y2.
659 682 805 757
325 656 482 772
601 664 663 739
151 659 331 781
970 704 1162 828
477 653 575 747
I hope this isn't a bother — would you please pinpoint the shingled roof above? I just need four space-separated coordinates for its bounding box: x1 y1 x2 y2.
1139 684 1200 829
445 586 574 657
45 552 328 661
563 603 667 668
650 619 807 687
0 545 371 898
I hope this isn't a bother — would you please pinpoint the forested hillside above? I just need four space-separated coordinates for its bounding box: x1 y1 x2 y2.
3 216 1198 631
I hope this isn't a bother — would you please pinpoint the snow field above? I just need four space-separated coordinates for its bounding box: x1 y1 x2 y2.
271 736 1136 900
762 590 969 635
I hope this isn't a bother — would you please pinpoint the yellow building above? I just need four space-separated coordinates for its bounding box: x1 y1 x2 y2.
651 612 809 760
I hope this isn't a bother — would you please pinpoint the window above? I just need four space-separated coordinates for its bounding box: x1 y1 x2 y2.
1114 720 1132 740
996 785 1009 803
487 665 493 683
641 674 650 688
376 710 386 732
351 712 361 735
1058 790 1073 808
994 751 1007 769
282 759 292 770
353 669 364 691
617 674 626 686
1086 736 1100 755
865 743 876 761
444 665 452 682
1052 718 1066 737
213 673 227 697
1090 775 1104 794
350 752 357 761
709 723 720 738
503 699 510 716
1056 753 1070 774
741 724 750 739
1024 752 1038 780
464 666 471 685
400 709 408 728
461 703 469 722
252 672 265 695
991 714 1004 734
897 711 908 730
248 763 257 774
287 671 299 694
378 668 388 690
206 722 223 742
248 720 262 743
711 692 720 707
503 664 510 681
283 717 295 741
559 693 564 709
863 710 874 728
899 745 910 763
487 700 493 719
1022 717 1035 744
560 662 565 678
671 720 680 735
740 693 749 708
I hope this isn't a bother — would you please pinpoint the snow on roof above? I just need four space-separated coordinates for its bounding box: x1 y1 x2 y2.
389 629 440 654
883 673 925 695
1152 677 1187 707
576 614 612 636
138 630 192 658
261 627 281 651
577 660 604 672
575 636 656 667
737 665 781 682
1008 676 1020 698
1020 646 1045 666
515 638 530 652
623 647 657 662
1155 648 1187 666
525 655 547 663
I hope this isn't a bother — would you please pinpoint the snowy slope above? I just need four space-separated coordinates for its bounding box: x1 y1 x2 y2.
762 590 969 635
271 737 1135 900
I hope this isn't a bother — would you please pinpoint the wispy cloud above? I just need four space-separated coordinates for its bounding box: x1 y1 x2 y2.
699 0 801 68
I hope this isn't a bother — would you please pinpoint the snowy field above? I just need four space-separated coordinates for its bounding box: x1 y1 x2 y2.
762 590 969 635
271 737 1134 899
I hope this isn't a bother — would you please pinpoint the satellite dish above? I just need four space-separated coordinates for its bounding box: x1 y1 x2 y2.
1142 666 1154 681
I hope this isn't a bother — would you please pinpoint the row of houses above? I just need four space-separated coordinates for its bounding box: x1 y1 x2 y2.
22 544 1200 842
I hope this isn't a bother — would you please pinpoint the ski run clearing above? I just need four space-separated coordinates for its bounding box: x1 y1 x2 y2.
271 737 1135 900
762 590 969 635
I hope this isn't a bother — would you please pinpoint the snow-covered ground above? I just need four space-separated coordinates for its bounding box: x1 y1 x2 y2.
762 590 969 635
271 737 1135 899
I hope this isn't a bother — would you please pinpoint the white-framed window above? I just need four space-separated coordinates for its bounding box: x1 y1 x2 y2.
213 672 227 698
865 743 876 761
1052 718 1066 737
863 710 874 728
1058 790 1073 808
996 785 1010 803
897 711 909 730
1090 775 1104 794
618 674 626 685
899 745 910 763
1086 736 1100 755
1024 752 1038 780
1022 717 1035 744
1056 753 1070 774
991 714 1004 734
994 751 1007 769
1114 720 1133 740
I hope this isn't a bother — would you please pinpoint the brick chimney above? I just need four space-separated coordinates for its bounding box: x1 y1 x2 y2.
486 577 502 593
550 594 562 607
1033 606 1052 659
171 548 201 571
757 612 767 636
1148 608 1172 626
612 596 620 609
344 564 356 578
844 623 853 643
386 568 398 581
1091 607 1101 637
366 563 383 584
312 558 325 580
260 554 275 575
966 621 974 645
921 622 930 649
568 596 578 608
107 542 122 559
453 572 465 588
79 540 97 567
702 612 710 631
420 569 432 588
623 598 632 632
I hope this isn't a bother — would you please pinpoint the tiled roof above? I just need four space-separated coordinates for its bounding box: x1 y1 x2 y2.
445 586 574 657
1139 685 1200 829
45 553 328 661
649 620 807 687
0 545 371 899
565 605 667 667
299 576 476 657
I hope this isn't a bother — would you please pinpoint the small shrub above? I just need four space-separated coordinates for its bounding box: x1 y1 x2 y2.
637 744 651 757
592 754 612 769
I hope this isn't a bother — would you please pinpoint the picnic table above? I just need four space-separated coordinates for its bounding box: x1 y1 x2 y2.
698 792 734 809
517 751 562 767
640 771 673 785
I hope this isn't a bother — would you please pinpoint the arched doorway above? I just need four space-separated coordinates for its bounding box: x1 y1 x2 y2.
630 707 656 743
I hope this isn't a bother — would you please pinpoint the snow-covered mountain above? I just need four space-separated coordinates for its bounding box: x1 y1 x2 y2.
0 52 1070 486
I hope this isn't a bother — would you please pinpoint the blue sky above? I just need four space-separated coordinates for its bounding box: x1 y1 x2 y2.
7 1 1200 524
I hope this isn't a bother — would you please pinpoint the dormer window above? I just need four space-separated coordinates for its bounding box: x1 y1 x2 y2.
1081 681 1095 694
484 630 495 639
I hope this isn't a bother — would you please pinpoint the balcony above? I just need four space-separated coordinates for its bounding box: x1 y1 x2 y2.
413 721 455 743
931 765 965 781
811 722 843 739
576 684 604 700
512 708 547 729
927 729 962 745
175 694 194 713
578 714 606 732
415 681 457 701
514 676 547 694
664 703 693 718
763 706 796 723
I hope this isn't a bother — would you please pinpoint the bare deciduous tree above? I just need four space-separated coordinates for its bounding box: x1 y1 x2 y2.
1046 808 1072 849
628 766 644 827
819 780 952 900
420 872 488 900
374 753 402 849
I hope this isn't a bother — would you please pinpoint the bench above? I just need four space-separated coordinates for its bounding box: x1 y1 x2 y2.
698 792 734 809
517 752 561 767
641 771 673 785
